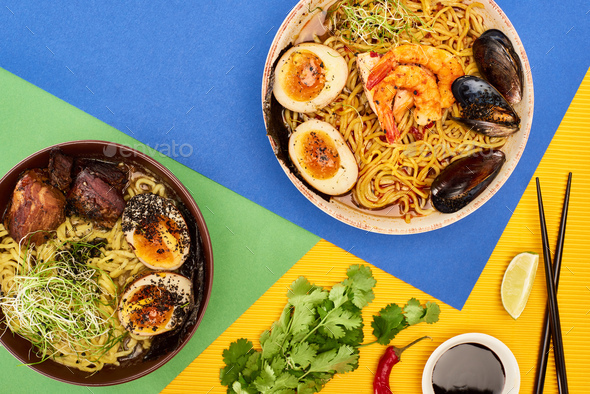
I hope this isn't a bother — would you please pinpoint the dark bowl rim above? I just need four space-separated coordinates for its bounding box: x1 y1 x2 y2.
0 140 214 386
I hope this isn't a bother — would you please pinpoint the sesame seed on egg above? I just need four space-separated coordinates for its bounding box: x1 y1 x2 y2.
118 272 193 336
122 193 191 271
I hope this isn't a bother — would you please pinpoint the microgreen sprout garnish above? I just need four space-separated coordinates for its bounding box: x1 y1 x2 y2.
327 0 433 52
0 240 123 364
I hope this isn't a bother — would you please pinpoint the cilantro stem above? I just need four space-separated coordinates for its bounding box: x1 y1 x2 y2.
357 340 378 348
298 307 336 345
278 305 295 355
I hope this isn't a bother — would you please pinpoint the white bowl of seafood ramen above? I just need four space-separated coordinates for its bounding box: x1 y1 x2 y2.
262 0 533 234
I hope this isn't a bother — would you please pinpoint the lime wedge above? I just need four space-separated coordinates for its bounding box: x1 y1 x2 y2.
501 252 539 319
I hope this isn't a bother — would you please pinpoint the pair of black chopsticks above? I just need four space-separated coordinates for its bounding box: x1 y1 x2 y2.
534 173 572 394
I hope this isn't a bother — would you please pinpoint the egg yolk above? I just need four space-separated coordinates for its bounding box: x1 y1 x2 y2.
281 49 326 102
132 216 183 269
124 285 175 332
297 130 340 180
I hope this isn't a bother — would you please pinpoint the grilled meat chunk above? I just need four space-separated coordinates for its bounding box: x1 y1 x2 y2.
4 168 66 245
67 169 126 228
74 159 128 193
48 147 73 192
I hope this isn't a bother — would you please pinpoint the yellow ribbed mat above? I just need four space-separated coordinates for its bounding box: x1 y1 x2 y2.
163 69 590 393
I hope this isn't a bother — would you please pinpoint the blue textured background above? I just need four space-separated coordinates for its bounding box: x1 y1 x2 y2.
0 0 588 309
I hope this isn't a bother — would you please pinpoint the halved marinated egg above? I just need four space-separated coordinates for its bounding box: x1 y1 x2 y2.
118 272 193 336
289 119 358 195
273 43 348 113
122 193 191 271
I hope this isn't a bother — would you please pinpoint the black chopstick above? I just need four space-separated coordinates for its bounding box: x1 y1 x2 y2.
535 177 569 394
534 173 572 393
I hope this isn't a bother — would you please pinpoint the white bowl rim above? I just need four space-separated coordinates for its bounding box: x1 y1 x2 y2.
421 332 520 394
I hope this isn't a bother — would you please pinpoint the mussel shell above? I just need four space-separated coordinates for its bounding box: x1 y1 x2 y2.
473 29 524 104
451 75 520 137
450 117 520 138
431 150 506 213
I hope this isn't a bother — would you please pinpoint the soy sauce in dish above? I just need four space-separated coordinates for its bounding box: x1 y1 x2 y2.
432 342 505 394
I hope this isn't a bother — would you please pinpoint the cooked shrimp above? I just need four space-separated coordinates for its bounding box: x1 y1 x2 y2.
392 90 414 123
372 65 441 143
366 45 464 108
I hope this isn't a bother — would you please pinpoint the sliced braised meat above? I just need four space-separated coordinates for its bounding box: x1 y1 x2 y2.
74 159 128 193
4 168 66 245
67 169 126 228
48 147 73 192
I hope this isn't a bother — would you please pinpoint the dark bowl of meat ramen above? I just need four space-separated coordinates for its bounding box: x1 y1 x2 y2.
0 140 214 386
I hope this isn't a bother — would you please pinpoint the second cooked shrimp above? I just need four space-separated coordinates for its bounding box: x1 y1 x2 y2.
372 65 442 143
366 45 464 108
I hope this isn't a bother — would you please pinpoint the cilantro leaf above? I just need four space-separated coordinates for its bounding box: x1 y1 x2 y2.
223 338 255 365
322 309 362 339
242 351 262 380
345 265 376 292
290 288 328 308
305 330 340 353
328 284 347 309
274 372 300 390
342 265 376 309
260 323 287 360
339 324 364 347
423 301 441 324
289 342 317 370
371 303 407 345
290 303 317 334
277 303 292 330
403 297 425 325
231 381 251 394
270 356 286 375
297 380 318 394
253 363 276 392
350 286 375 309
220 339 256 386
288 277 327 307
297 376 330 394
316 298 333 320
288 276 313 298
403 298 441 325
308 345 358 374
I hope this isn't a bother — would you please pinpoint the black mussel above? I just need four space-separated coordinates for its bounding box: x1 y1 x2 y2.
451 75 520 137
431 150 506 213
473 29 524 104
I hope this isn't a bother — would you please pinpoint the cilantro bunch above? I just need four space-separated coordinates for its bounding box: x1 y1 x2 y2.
220 265 440 394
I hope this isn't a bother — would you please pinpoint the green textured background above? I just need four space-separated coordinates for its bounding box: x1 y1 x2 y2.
0 68 320 393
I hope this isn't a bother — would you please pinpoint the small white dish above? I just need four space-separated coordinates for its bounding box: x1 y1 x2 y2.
422 333 520 394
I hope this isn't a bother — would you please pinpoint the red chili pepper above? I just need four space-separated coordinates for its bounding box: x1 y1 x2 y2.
370 51 380 58
409 126 423 141
373 336 430 394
